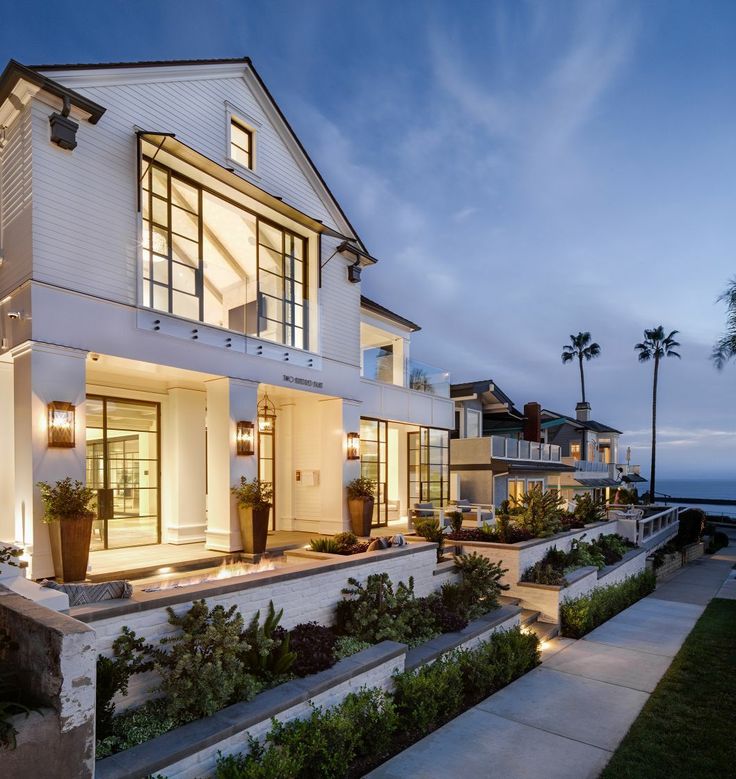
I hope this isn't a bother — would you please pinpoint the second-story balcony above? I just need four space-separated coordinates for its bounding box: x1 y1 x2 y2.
361 351 450 398
491 435 562 463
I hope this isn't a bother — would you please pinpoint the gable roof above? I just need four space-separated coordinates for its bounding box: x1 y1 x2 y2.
543 410 622 435
361 295 421 332
16 56 366 250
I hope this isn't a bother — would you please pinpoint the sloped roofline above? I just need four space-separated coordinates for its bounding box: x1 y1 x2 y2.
24 56 366 250
361 295 421 332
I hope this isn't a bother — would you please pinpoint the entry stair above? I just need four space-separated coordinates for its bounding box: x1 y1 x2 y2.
499 595 559 643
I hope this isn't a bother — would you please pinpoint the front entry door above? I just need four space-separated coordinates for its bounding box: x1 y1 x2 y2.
360 417 388 527
86 396 161 550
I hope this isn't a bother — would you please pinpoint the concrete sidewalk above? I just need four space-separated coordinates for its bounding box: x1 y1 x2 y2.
368 540 736 779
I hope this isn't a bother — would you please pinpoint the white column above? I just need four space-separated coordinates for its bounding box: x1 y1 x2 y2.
12 343 87 579
205 377 258 552
319 398 361 533
0 361 14 542
164 388 207 544
275 402 294 531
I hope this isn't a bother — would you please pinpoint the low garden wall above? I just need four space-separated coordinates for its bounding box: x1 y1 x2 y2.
649 541 705 581
0 587 96 779
514 548 648 623
451 520 614 586
71 542 452 711
94 604 521 779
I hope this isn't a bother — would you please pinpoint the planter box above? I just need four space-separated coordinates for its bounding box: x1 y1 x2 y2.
449 520 614 587
95 604 521 779
95 642 406 779
650 551 682 581
684 541 705 563
515 549 647 623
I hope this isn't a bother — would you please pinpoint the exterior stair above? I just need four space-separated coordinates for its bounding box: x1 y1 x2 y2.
499 595 560 643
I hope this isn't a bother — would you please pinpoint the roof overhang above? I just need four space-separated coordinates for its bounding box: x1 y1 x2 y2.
622 473 647 483
574 477 619 487
338 241 379 268
138 131 346 240
360 295 420 331
0 59 105 128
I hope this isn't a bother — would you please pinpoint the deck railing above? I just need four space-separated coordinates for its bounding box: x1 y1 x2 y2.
609 504 679 546
491 436 562 462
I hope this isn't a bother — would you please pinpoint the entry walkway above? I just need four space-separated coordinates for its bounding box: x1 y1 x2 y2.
369 538 736 779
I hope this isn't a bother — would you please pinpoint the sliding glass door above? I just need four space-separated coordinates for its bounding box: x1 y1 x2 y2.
86 396 161 550
408 427 450 507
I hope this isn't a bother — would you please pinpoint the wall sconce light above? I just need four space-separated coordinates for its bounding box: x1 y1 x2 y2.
347 432 361 460
47 401 76 448
236 420 255 456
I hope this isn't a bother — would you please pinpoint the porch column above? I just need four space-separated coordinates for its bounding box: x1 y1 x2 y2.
13 342 87 579
164 388 207 544
319 398 361 533
0 361 14 542
205 377 258 552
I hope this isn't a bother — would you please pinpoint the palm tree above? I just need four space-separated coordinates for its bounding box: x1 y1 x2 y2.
712 277 736 369
635 326 681 503
561 332 601 404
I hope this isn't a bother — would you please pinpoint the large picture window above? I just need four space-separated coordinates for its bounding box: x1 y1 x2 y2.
141 160 308 350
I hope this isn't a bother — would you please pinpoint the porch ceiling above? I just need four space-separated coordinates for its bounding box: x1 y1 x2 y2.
86 352 218 392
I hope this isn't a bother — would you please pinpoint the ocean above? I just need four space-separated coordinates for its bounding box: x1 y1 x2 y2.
654 478 736 518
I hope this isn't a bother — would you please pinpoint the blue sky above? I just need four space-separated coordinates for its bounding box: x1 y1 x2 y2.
2 0 735 479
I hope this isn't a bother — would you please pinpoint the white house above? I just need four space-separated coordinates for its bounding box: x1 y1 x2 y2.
0 57 453 578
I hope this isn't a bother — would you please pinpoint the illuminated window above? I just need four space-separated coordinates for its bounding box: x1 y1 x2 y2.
570 442 581 461
230 119 253 169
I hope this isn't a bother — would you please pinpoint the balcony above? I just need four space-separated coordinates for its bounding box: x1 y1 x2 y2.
361 352 450 398
491 436 562 463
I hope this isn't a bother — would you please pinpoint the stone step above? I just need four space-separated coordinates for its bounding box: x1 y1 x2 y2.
529 620 560 643
498 595 521 607
520 608 541 626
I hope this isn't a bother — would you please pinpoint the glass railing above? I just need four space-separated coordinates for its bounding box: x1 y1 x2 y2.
490 436 562 462
406 359 451 397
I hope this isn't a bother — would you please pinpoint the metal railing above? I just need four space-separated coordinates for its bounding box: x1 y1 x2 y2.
491 436 562 462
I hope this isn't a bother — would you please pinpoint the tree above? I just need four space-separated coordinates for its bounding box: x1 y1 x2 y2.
561 332 601 404
712 277 736 369
635 327 681 503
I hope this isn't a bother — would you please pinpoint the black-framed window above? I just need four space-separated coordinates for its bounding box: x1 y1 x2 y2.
140 159 308 350
230 119 253 169
408 427 449 506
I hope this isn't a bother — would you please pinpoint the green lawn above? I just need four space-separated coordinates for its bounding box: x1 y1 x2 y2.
602 598 736 778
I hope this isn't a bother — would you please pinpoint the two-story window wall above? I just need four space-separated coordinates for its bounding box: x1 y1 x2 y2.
141 160 308 349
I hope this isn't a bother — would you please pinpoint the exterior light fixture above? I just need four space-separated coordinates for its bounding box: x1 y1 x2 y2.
347 261 362 284
258 391 276 433
47 401 76 448
347 432 361 460
49 96 79 151
236 420 255 455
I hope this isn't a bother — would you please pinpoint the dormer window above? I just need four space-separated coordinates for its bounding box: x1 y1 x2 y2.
230 118 253 169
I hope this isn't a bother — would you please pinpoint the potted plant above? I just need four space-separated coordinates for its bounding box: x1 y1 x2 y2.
232 477 273 554
346 477 375 537
37 478 96 582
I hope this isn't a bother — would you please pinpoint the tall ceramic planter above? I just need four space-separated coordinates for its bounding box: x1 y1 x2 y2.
348 497 374 537
238 505 271 554
48 515 94 582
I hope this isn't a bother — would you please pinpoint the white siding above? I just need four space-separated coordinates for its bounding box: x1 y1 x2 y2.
0 104 33 299
28 66 362 366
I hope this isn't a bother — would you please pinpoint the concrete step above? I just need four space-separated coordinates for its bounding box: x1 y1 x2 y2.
499 595 521 607
520 608 541 627
529 620 560 643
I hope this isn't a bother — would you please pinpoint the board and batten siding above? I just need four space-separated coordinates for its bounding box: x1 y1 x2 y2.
0 103 33 300
28 66 360 367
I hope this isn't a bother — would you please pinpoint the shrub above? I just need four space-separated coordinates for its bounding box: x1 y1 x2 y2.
308 537 341 554
95 699 178 760
288 623 337 677
346 477 375 500
414 516 445 561
453 552 509 617
560 570 656 638
448 511 464 534
508 486 564 538
333 635 372 660
392 652 465 738
231 477 273 510
37 477 96 522
151 600 260 721
677 508 706 547
241 601 296 682
706 530 729 554
333 531 358 549
96 627 152 740
336 573 438 647
573 493 607 525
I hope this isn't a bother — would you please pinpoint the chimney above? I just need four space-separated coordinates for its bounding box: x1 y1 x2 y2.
523 402 542 443
575 401 591 423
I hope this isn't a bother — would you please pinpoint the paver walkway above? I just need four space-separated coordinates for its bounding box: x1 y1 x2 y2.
368 536 736 779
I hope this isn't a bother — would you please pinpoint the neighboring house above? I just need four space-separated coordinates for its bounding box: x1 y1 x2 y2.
451 382 644 508
0 57 453 578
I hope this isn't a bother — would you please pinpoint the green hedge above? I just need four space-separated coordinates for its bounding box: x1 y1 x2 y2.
215 626 539 778
560 570 656 639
